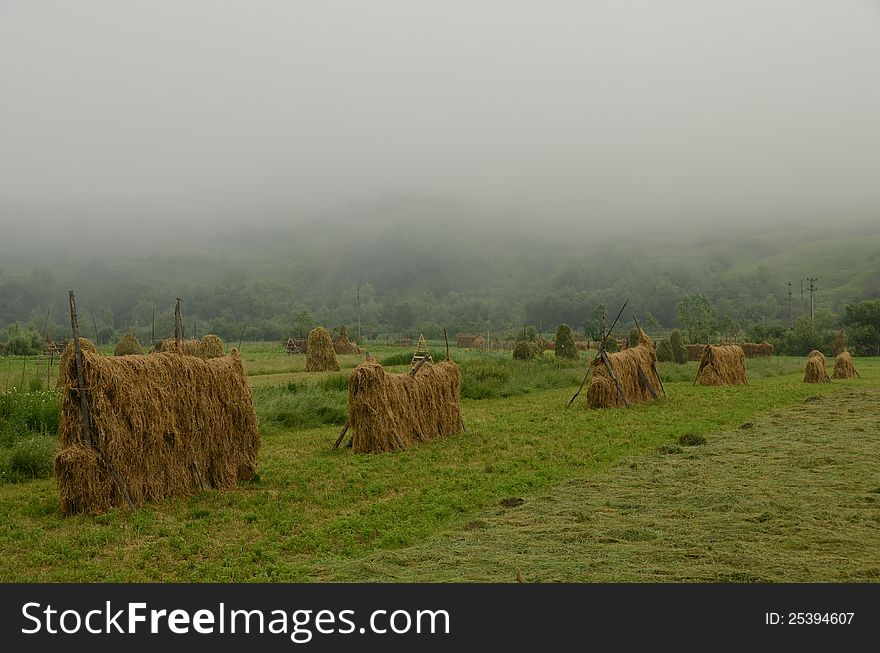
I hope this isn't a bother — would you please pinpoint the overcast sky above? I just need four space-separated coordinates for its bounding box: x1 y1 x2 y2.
2 0 879 240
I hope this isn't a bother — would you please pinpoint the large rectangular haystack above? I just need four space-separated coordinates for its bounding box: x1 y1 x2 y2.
686 344 705 361
832 350 858 379
586 332 662 408
55 341 260 514
804 350 830 383
348 360 462 453
741 341 774 358
696 345 747 386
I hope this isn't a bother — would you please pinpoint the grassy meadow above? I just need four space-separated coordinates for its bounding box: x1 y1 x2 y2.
0 342 877 582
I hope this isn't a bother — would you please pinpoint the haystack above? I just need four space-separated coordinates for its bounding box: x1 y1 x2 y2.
803 350 830 383
200 334 225 358
471 335 486 349
696 345 747 386
305 327 340 372
586 331 662 408
555 324 579 360
741 341 774 358
831 350 858 380
114 332 143 356
54 340 260 514
456 334 478 348
348 360 462 453
333 324 364 355
152 338 202 356
686 344 705 361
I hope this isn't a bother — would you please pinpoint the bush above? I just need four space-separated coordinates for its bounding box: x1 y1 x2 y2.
554 324 579 360
3 323 42 356
380 351 412 367
628 328 641 348
602 336 619 353
656 339 674 362
669 330 687 364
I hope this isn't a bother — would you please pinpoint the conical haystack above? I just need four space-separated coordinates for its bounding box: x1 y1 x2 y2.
831 350 858 379
114 332 143 356
586 331 662 408
200 334 225 358
305 327 340 372
804 350 830 383
334 324 364 355
696 345 747 386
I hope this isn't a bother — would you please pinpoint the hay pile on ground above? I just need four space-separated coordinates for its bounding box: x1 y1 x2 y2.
200 334 225 358
686 344 705 361
832 350 858 379
803 350 830 383
305 327 340 372
113 333 143 356
333 324 364 355
741 342 774 358
347 360 462 453
696 345 747 386
586 331 662 408
54 341 260 514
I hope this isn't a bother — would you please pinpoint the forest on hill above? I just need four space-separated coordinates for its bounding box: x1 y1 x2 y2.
1 213 878 355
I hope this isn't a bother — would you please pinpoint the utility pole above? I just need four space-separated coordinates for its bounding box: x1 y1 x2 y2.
807 278 817 325
800 279 805 319
786 282 793 329
357 284 361 344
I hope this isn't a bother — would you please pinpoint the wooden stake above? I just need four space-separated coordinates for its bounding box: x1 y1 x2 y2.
69 291 134 510
333 421 350 450
636 366 658 399
443 327 450 360
238 323 247 351
174 298 182 346
600 349 630 407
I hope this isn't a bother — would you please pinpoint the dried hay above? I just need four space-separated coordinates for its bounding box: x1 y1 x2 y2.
334 324 364 355
804 350 830 384
305 327 340 372
200 334 225 358
831 350 858 380
54 341 260 514
741 341 774 358
152 338 202 356
696 345 747 386
586 331 662 408
456 334 478 348
471 336 486 349
113 332 144 356
686 344 705 361
348 360 462 453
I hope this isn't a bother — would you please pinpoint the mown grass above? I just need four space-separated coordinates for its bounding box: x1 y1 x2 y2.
0 353 875 582
319 388 880 582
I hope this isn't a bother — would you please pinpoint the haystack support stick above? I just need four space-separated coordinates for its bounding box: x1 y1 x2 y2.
633 316 666 397
566 298 628 407
69 291 134 509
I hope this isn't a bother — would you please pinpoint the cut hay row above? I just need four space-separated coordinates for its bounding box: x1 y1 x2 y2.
348 360 462 453
586 331 662 409
804 350 830 383
333 324 364 355
151 334 225 358
305 327 340 372
832 350 858 380
740 341 774 358
55 339 260 514
696 345 747 386
686 344 704 361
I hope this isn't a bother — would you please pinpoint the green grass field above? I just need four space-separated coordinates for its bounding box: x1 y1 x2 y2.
0 345 877 582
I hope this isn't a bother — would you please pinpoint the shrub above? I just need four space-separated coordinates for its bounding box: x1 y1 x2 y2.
554 324 578 360
602 336 619 353
656 339 674 362
669 330 687 364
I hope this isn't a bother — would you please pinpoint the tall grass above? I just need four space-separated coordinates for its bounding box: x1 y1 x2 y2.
0 389 60 483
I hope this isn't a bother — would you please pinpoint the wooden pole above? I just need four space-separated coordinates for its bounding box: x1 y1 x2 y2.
174 298 182 346
21 356 27 389
151 307 155 346
333 421 350 450
600 349 630 407
90 310 99 344
70 291 134 509
444 327 450 360
238 324 247 351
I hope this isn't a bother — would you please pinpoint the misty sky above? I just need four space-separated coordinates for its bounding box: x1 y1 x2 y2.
2 0 880 238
